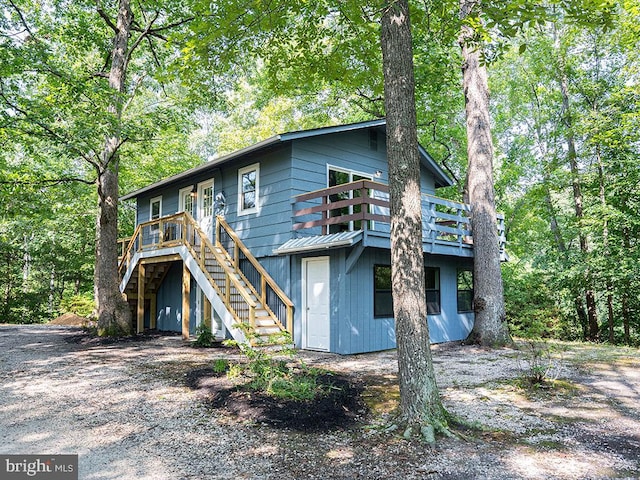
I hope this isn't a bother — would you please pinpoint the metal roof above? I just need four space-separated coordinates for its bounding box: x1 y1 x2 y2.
121 119 452 200
273 231 363 255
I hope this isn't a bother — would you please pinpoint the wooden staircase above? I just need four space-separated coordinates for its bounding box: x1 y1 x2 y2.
118 212 293 345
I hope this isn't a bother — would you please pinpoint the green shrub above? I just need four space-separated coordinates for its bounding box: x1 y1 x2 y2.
212 358 229 374
225 328 334 401
193 324 214 347
517 340 558 388
60 293 95 318
503 263 563 339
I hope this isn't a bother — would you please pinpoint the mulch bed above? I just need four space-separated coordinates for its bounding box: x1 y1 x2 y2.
184 366 368 431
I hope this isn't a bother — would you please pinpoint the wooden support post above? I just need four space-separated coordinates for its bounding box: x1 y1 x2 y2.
137 263 145 334
286 306 293 334
150 293 157 330
204 297 212 329
182 263 191 339
321 196 327 235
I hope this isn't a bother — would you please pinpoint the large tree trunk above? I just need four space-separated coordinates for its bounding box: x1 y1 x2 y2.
459 0 511 346
95 0 133 336
380 0 445 436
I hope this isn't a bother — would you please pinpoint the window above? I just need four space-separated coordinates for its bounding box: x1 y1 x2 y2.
373 265 440 317
149 196 162 221
457 269 474 312
328 167 372 232
425 267 441 315
374 265 393 317
178 187 194 217
238 163 259 215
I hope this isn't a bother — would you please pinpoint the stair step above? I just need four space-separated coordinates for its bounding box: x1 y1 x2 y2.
255 323 281 332
254 317 277 327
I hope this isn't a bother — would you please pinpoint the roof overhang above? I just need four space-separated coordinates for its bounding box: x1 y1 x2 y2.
121 118 454 200
274 231 363 255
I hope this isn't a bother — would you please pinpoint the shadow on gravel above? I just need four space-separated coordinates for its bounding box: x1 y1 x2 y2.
63 329 184 347
184 367 367 432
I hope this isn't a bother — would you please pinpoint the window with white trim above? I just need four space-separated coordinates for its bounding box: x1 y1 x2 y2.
238 163 259 215
200 181 214 218
149 196 162 221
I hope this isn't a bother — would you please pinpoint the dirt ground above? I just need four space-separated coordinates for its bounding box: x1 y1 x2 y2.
0 324 639 479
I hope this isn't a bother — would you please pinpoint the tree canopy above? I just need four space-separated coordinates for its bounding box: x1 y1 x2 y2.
1 0 638 346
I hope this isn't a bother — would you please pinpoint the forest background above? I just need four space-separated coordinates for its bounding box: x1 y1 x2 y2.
1 0 638 345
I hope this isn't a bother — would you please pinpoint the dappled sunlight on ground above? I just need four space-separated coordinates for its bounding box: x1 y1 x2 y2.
1 325 639 479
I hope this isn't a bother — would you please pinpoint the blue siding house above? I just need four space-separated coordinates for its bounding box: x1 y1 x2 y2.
118 119 506 354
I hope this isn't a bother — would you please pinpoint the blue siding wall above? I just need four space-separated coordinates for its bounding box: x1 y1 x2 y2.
291 129 388 197
290 248 474 354
135 129 441 259
153 262 199 334
223 146 294 257
155 262 183 332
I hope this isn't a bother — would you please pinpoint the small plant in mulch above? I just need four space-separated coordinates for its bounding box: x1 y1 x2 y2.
224 337 346 402
185 331 366 430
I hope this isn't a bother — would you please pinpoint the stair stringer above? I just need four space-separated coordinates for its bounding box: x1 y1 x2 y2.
119 245 248 345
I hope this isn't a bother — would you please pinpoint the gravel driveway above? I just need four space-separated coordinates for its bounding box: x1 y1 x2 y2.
1 324 638 479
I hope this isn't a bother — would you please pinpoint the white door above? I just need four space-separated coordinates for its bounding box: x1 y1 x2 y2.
302 257 330 351
197 179 214 240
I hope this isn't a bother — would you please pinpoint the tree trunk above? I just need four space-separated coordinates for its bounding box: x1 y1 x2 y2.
622 229 631 345
597 147 615 344
544 187 588 339
380 0 445 436
95 0 133 336
559 66 599 341
459 0 511 347
621 290 630 346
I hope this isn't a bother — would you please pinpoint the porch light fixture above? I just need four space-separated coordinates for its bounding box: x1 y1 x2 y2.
190 185 197 198
374 170 383 178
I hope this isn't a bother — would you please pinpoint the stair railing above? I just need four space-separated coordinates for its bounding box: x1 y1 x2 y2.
181 213 259 330
117 212 260 330
216 215 294 334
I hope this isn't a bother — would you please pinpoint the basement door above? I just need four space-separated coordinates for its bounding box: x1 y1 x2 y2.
302 257 330 352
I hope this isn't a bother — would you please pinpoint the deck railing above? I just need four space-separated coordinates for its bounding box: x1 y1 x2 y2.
292 179 506 253
118 212 293 334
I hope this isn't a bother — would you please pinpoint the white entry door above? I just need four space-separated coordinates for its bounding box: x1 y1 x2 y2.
302 257 330 351
197 179 214 240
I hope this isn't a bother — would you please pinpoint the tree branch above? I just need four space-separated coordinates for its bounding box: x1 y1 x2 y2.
7 0 35 40
0 87 101 171
96 1 118 33
127 11 160 61
0 176 96 187
352 89 384 117
423 119 460 184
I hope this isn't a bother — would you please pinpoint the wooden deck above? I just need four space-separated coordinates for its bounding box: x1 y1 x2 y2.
292 179 506 257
